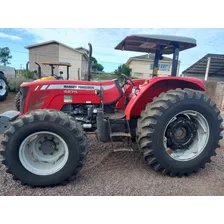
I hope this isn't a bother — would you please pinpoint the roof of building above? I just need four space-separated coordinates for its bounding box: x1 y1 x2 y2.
126 53 180 65
75 47 89 53
182 53 224 76
115 34 197 54
25 40 89 60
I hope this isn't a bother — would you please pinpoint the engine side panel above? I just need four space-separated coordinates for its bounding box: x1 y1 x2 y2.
20 79 122 114
125 77 206 120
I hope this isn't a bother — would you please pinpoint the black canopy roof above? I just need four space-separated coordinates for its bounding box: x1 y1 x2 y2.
115 34 197 54
182 54 224 76
40 62 71 67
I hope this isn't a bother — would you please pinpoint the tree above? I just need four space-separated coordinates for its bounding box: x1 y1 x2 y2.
0 47 12 66
91 56 104 72
114 64 132 80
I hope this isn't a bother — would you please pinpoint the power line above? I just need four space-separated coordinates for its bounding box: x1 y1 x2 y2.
0 39 117 50
2 40 212 68
0 39 130 65
7 50 196 70
8 49 196 66
7 49 124 65
4 36 221 65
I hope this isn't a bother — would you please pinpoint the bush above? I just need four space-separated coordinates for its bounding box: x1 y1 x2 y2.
92 73 117 81
16 69 36 79
25 70 36 79
7 77 35 93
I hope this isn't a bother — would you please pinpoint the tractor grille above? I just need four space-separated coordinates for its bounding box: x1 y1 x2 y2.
20 86 29 113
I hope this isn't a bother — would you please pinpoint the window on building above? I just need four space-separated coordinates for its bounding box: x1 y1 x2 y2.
133 72 143 77
160 64 171 71
150 63 171 71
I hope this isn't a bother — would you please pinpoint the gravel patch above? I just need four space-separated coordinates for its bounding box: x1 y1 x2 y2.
1 134 224 196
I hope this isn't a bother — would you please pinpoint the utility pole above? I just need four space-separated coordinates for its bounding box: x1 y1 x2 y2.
205 57 211 81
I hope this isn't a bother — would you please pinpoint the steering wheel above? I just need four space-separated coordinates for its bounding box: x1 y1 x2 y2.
120 73 135 88
54 74 63 80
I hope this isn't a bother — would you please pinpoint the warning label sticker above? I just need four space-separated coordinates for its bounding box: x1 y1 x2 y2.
64 95 72 102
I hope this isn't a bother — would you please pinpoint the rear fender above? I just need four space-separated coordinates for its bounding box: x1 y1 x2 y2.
125 77 205 120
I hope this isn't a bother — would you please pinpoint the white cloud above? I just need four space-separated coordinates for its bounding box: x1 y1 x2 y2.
0 32 22 40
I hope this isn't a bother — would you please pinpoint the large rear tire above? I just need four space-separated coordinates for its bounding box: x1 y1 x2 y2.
0 109 88 187
0 72 8 101
137 88 223 177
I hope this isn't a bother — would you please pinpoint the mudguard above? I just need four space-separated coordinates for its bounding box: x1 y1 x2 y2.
0 110 20 134
125 76 206 120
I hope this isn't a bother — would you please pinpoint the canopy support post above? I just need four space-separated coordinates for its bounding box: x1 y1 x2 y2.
171 45 180 76
152 50 160 77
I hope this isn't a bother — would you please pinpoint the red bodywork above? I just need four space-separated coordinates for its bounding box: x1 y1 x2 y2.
115 79 146 110
20 77 205 119
20 80 123 113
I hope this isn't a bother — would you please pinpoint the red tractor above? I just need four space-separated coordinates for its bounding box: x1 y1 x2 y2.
0 34 223 187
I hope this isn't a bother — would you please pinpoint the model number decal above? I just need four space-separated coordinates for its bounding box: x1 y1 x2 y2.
46 84 115 90
64 90 78 94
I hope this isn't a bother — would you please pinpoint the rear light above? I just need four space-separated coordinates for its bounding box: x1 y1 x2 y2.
130 87 139 97
20 86 29 113
131 88 136 95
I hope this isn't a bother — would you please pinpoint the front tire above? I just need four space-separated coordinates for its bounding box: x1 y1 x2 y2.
0 72 8 101
137 89 223 177
0 109 88 187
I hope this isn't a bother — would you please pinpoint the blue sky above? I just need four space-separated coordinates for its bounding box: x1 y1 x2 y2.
1 28 224 73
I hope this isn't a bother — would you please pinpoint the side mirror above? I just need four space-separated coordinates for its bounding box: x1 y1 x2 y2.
95 89 100 95
159 55 164 60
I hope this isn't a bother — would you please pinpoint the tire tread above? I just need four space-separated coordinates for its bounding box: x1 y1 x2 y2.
1 109 88 187
137 88 223 177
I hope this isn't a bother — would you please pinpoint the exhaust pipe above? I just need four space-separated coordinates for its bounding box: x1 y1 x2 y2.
26 61 29 79
35 62 42 79
87 43 92 81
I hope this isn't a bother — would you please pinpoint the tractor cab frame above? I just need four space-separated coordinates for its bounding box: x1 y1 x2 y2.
25 61 71 80
40 62 71 80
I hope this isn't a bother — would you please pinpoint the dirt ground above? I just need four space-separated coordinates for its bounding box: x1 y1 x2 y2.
0 92 224 196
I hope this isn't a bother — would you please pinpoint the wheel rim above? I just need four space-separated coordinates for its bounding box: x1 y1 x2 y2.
19 131 69 175
163 110 210 161
0 79 7 96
